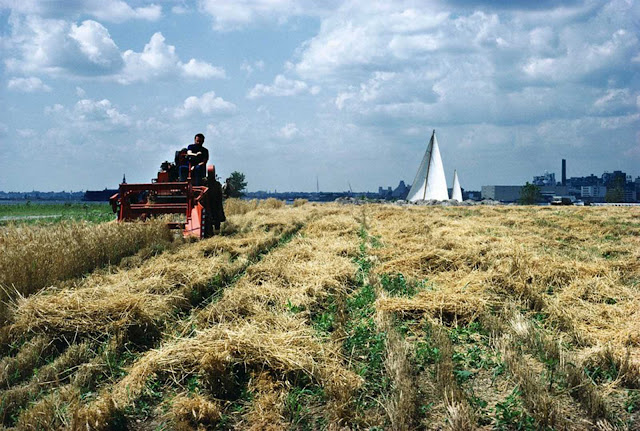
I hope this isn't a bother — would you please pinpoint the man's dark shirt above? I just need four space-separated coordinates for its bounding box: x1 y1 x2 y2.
187 144 209 166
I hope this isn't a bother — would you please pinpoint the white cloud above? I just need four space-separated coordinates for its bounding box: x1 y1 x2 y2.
171 5 189 15
240 59 265 75
522 29 638 83
174 91 237 118
4 16 123 75
87 2 162 23
16 128 37 138
76 86 86 97
7 76 51 92
293 0 638 132
248 74 316 98
197 0 333 30
278 123 299 139
73 99 131 126
119 32 226 83
0 0 162 22
45 98 132 130
182 58 226 79
4 17 223 82
592 89 636 112
69 20 122 68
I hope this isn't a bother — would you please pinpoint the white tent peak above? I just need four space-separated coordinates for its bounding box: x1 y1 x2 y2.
451 169 463 201
406 129 449 202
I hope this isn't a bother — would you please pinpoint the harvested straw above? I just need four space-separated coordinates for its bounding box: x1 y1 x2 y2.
74 320 360 430
170 393 222 431
0 219 172 322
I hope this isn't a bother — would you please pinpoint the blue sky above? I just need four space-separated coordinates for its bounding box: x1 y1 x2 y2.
0 0 638 192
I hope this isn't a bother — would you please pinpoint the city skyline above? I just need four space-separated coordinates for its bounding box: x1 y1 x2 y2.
1 0 638 192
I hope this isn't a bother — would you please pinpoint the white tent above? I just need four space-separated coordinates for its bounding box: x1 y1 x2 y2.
406 130 449 202
451 170 463 201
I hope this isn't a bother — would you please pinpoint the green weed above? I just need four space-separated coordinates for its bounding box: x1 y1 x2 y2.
284 385 326 430
494 388 536 431
379 273 420 297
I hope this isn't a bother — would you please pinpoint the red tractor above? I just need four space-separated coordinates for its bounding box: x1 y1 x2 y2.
110 151 226 238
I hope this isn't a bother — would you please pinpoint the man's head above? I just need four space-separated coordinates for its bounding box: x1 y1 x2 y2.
194 133 205 145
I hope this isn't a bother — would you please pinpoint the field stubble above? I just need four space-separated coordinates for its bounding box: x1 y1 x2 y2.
0 202 639 430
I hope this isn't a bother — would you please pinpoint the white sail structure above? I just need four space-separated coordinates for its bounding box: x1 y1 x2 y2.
451 170 463 201
406 130 449 202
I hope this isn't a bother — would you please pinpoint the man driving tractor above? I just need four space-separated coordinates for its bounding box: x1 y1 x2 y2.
111 132 226 238
179 133 209 185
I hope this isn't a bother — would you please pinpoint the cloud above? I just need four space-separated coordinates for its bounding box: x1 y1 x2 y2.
240 59 265 75
171 5 189 15
16 128 37 138
7 76 51 92
3 16 224 82
4 16 124 75
592 89 637 115
278 123 299 139
87 2 161 22
69 20 123 68
522 29 638 83
248 74 319 98
293 0 638 129
174 91 237 118
119 33 226 83
181 58 226 79
0 0 162 22
46 98 132 131
197 0 334 30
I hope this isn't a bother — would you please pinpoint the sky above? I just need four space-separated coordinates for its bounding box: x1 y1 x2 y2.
0 0 638 193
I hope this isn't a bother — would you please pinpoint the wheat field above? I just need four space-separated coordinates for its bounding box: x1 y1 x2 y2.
0 202 638 430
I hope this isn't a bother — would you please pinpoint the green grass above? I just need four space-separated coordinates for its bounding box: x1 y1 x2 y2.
0 203 114 225
343 221 390 423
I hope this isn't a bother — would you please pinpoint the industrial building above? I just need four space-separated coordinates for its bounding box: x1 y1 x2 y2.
480 186 522 202
481 159 639 203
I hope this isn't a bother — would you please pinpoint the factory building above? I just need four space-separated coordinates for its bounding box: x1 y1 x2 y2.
481 186 522 202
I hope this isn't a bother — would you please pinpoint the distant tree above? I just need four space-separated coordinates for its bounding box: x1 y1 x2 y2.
225 171 247 198
605 177 625 203
519 182 541 205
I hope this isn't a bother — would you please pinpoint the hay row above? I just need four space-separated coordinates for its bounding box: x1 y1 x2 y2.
72 205 363 429
367 204 640 354
364 204 640 428
0 342 94 426
0 205 316 429
74 315 361 429
6 206 313 341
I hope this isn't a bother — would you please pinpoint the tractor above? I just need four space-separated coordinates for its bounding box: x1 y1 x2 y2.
109 149 226 238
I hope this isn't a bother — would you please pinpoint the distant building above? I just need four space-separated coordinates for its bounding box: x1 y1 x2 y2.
481 186 522 202
84 189 118 201
623 188 637 203
391 181 410 199
539 185 569 201
464 190 481 201
378 186 393 199
602 170 627 188
533 171 556 186
581 186 606 200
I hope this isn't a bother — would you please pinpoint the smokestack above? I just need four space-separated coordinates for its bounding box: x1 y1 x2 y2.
562 159 566 186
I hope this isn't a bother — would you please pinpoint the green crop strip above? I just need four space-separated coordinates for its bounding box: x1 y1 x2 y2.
343 217 388 425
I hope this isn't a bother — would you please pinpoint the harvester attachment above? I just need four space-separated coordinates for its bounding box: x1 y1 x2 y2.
110 164 225 238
